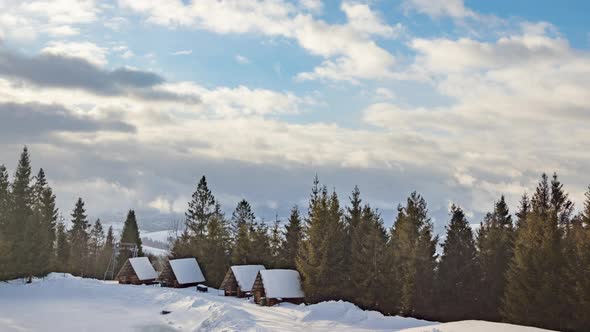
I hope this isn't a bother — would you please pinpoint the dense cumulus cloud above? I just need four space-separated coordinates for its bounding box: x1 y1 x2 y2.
0 0 588 233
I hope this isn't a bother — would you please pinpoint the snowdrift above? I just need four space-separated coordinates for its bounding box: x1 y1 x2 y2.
0 274 554 332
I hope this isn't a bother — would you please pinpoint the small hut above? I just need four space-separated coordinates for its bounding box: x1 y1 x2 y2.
116 257 158 285
252 269 304 306
220 265 266 297
159 258 205 288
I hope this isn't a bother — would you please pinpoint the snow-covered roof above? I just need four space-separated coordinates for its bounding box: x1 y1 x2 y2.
231 265 266 291
169 258 205 284
259 269 304 299
129 257 157 280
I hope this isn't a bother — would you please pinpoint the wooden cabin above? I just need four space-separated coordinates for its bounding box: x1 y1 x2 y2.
252 269 305 306
159 258 206 288
220 265 266 297
116 257 158 285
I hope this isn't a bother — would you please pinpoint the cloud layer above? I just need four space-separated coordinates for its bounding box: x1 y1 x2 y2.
0 0 589 232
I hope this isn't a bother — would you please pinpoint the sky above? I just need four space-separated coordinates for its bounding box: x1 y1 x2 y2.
0 0 589 233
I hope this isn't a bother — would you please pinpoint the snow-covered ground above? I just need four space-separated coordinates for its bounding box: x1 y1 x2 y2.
0 274 553 332
143 245 169 256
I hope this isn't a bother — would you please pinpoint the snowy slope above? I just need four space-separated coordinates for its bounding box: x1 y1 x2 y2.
142 230 176 243
142 245 169 256
0 274 554 332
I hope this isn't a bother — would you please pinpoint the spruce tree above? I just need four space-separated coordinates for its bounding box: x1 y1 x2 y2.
476 196 514 321
387 192 437 318
0 165 10 279
230 199 255 238
9 147 34 277
202 212 230 286
185 176 216 236
33 169 58 276
89 219 105 277
568 186 590 330
297 178 347 303
68 198 90 276
100 226 115 279
120 210 143 256
437 204 479 321
231 221 250 265
515 193 530 230
349 204 387 310
55 218 70 272
248 221 271 265
281 205 303 269
343 186 362 301
268 217 283 268
502 173 566 330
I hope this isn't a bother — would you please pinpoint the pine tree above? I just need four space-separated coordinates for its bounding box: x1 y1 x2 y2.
281 205 303 270
437 204 479 321
170 230 192 259
185 176 216 236
0 165 11 279
32 169 58 276
55 217 70 272
386 192 437 318
100 226 115 279
343 186 362 301
68 198 90 276
515 193 530 230
231 221 250 265
349 203 387 310
248 221 271 265
297 178 347 303
230 199 255 238
502 173 566 330
120 210 143 256
202 212 230 286
117 210 143 273
8 147 34 278
89 219 105 277
476 196 514 321
268 216 283 268
567 186 590 330
229 199 256 264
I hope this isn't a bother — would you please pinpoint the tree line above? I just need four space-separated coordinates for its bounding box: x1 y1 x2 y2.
171 177 590 332
0 147 144 281
2 147 590 331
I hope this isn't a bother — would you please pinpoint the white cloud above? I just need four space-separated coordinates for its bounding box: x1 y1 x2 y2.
171 50 192 56
235 54 249 64
119 0 403 82
403 0 477 19
0 0 98 41
298 0 322 13
362 25 590 208
41 41 108 66
44 25 80 37
374 87 396 101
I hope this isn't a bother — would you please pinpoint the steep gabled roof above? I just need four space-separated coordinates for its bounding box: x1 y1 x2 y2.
230 265 265 291
169 258 205 284
129 257 157 280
